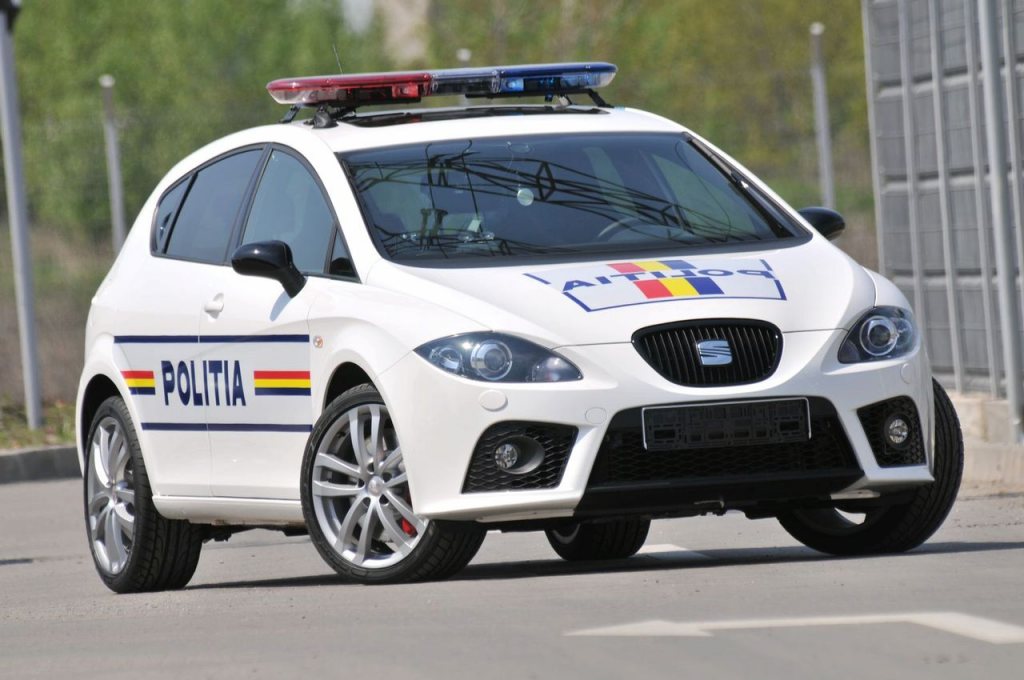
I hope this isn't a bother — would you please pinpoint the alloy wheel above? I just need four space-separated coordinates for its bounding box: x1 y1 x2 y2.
86 416 136 574
310 403 426 569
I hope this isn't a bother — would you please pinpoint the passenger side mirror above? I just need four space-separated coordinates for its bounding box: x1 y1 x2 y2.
231 240 306 297
798 207 845 241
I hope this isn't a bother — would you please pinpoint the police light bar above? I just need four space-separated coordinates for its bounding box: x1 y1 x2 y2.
266 62 616 107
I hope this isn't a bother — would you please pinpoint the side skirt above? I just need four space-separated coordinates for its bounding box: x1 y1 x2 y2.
153 495 304 526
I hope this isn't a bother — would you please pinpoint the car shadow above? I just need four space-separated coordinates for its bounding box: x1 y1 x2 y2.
451 540 1024 582
183 539 1024 590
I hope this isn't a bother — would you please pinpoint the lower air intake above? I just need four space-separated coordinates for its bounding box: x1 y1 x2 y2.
462 422 577 493
857 397 926 467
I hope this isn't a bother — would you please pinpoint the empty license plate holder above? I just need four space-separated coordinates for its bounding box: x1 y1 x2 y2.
641 398 811 451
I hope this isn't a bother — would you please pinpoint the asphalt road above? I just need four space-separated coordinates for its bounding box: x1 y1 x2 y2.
1 480 1022 680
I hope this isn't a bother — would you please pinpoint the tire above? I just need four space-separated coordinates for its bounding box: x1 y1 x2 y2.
545 518 650 561
83 396 204 593
777 380 963 555
300 385 485 584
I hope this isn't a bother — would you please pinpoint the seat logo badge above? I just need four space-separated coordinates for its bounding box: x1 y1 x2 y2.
697 339 732 366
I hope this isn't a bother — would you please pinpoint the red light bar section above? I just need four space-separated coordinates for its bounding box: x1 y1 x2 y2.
266 71 432 106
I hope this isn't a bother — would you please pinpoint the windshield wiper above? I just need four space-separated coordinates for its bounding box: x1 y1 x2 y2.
683 133 790 237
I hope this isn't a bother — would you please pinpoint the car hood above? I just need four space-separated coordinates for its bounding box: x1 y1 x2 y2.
365 240 875 346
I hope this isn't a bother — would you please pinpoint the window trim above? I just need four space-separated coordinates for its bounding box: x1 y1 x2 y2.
150 144 269 265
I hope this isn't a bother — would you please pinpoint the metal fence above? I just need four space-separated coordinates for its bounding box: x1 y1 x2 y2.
862 0 1024 412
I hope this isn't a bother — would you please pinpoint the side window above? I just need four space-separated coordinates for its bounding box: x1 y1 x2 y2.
241 150 336 274
153 178 189 252
329 230 355 277
164 149 262 263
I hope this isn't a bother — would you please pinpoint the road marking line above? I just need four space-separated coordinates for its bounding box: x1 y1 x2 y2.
566 612 1024 644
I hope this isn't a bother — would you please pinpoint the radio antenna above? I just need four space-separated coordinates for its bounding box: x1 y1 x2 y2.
332 43 343 73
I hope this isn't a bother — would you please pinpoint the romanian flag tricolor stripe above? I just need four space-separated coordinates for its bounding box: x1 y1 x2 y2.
608 259 696 274
122 370 155 395
254 370 311 396
634 276 723 299
253 370 309 380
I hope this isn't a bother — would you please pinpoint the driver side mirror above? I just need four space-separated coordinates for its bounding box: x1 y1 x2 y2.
231 240 306 297
798 207 845 241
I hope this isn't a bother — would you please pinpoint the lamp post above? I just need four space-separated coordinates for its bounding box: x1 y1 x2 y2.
0 0 42 430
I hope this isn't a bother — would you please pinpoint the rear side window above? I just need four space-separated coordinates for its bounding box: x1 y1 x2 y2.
153 179 189 253
164 149 262 263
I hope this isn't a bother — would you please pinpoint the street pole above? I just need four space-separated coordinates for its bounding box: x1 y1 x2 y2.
456 48 471 106
99 74 126 252
810 22 835 209
978 0 1024 443
0 0 42 429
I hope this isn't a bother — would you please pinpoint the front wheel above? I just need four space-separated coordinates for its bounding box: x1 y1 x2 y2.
300 385 485 584
778 380 963 555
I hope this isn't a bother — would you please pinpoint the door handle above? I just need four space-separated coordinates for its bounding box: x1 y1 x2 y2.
204 294 224 314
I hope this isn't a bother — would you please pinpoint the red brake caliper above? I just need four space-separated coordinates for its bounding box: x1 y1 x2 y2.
400 489 417 537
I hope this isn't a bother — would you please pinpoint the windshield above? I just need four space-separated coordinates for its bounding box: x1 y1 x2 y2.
341 133 803 263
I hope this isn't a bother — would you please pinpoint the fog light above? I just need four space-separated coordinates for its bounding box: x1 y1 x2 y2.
492 436 545 475
884 414 910 448
494 442 520 470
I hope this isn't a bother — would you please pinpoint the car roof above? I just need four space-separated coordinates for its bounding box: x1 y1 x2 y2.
151 104 691 206
294 104 687 154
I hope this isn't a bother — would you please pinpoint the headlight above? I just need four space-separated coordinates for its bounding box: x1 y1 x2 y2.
415 333 583 382
838 307 917 363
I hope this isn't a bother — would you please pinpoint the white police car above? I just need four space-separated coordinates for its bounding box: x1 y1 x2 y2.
76 62 962 591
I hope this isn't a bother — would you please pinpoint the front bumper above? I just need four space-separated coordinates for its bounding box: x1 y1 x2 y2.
376 329 934 522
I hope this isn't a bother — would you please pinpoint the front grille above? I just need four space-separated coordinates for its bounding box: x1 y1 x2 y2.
462 422 577 493
857 397 925 467
587 398 858 487
633 319 782 387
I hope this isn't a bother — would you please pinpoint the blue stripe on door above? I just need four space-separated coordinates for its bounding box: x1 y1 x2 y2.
141 422 312 433
115 334 309 344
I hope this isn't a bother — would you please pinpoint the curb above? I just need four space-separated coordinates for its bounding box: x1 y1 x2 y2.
961 437 1024 496
0 445 80 485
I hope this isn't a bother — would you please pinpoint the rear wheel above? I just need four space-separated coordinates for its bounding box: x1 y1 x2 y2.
301 385 485 583
84 396 204 593
778 380 963 555
545 518 650 561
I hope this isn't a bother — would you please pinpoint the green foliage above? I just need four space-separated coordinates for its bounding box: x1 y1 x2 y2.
13 0 388 239
9 0 870 238
429 0 870 213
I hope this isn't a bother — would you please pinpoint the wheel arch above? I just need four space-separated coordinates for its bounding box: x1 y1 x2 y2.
323 361 376 411
78 373 123 469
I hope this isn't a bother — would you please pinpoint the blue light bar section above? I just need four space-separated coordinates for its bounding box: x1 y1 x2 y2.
429 62 616 98
496 62 617 94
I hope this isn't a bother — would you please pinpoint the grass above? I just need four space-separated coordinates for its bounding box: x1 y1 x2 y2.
0 399 76 449
0 226 111 410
